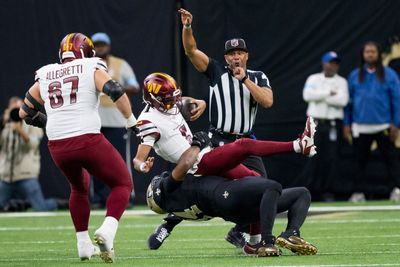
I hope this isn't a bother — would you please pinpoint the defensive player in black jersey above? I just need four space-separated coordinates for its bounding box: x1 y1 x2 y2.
145 138 318 257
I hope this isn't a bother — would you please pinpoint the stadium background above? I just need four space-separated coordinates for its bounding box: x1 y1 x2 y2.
0 0 399 204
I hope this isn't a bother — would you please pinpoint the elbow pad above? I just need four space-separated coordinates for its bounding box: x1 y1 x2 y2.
103 80 125 102
21 102 47 128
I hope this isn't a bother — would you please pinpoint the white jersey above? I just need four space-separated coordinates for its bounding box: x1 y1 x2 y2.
35 58 107 140
137 105 193 164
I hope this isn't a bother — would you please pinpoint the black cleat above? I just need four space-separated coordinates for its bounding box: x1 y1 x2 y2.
147 224 170 250
275 230 317 255
225 227 246 248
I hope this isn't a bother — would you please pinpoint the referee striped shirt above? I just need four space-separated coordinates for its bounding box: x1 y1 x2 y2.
203 58 271 134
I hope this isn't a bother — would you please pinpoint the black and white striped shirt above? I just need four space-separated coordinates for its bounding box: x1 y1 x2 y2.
203 58 271 134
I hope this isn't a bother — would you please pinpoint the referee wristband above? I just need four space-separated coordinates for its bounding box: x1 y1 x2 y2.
241 76 248 83
184 24 191 29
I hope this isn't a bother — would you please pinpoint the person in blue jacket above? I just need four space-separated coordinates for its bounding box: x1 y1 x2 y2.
344 41 400 203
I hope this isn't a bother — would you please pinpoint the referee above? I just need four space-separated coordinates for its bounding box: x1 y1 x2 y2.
179 8 273 178
179 7 273 245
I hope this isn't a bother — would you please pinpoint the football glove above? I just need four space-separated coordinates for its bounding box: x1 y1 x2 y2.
191 131 211 150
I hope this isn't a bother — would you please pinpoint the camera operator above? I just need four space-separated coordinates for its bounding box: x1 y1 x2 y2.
0 96 57 211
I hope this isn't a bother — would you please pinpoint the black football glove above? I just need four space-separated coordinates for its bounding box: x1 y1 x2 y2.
128 125 140 136
191 131 211 150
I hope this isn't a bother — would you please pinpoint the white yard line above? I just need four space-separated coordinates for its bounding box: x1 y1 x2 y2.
0 205 399 218
1 235 399 245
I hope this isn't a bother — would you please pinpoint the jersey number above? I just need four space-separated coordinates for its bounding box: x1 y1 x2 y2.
48 76 79 109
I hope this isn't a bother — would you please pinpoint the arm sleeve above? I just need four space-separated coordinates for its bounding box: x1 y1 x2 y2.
256 71 271 88
325 78 349 107
343 73 355 126
303 75 330 102
95 59 108 72
388 68 400 127
203 58 221 86
120 60 139 88
137 119 161 146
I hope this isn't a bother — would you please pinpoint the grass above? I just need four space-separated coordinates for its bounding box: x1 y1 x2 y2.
0 203 399 266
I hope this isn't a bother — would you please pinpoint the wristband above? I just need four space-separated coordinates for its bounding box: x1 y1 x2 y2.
126 114 137 128
139 162 146 172
184 24 191 29
241 76 248 83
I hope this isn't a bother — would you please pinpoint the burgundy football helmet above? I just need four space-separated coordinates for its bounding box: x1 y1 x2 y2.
143 72 182 113
58 33 95 62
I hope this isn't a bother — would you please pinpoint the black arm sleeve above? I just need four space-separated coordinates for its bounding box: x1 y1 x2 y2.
103 79 125 102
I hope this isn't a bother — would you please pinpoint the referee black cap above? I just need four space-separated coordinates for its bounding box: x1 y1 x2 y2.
224 38 248 54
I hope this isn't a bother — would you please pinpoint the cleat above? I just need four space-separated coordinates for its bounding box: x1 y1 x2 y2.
225 227 246 248
94 231 115 263
243 241 281 257
147 224 170 250
77 240 100 261
276 231 317 255
297 117 317 157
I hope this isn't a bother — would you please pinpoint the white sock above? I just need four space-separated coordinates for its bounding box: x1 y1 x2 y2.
293 140 301 153
76 231 91 243
249 234 261 245
98 216 119 240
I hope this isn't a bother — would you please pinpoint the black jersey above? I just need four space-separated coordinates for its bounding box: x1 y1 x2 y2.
157 174 227 220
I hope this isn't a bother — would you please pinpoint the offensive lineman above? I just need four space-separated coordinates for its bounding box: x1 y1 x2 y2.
19 33 136 263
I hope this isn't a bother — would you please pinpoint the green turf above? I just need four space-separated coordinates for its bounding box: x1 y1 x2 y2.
0 207 399 266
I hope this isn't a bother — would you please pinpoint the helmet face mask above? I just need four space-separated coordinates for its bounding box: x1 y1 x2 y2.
59 33 96 63
143 73 182 114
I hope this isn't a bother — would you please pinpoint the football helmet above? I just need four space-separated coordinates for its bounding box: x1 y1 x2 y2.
143 72 182 113
146 173 167 214
58 33 95 63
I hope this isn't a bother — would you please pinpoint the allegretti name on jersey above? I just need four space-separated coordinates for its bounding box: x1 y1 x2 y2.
46 64 83 80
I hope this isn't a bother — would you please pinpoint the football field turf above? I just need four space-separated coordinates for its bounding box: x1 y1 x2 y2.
0 202 399 267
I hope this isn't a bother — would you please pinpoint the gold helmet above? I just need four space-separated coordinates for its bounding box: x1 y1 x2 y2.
146 175 166 214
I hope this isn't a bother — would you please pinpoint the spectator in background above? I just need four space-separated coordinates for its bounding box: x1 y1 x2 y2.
303 51 348 201
91 32 140 208
0 97 57 211
344 41 400 202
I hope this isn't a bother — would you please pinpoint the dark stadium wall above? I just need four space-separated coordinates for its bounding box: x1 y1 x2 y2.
0 0 399 202
181 0 400 199
0 0 178 202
